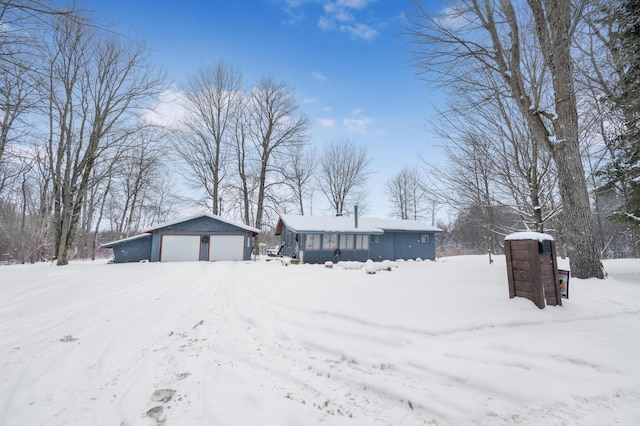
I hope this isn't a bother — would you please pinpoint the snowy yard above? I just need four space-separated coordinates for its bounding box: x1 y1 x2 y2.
0 255 639 425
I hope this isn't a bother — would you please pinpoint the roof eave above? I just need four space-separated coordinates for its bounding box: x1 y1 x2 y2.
100 233 151 248
143 213 260 235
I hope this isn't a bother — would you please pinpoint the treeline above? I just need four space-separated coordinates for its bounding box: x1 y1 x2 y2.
1 1 638 269
401 0 639 269
0 1 378 265
1 2 170 265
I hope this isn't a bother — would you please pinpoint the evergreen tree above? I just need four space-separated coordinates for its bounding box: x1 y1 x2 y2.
600 0 640 226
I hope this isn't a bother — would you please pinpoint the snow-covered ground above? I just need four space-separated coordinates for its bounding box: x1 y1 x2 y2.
1 255 639 425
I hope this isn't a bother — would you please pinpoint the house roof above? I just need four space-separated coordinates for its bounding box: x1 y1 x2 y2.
275 214 442 235
100 233 151 248
142 213 260 235
101 214 260 248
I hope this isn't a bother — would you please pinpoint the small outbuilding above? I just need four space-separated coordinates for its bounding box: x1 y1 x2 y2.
101 214 260 263
275 214 442 263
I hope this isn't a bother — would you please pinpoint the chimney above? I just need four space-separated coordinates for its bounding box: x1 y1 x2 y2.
354 205 358 228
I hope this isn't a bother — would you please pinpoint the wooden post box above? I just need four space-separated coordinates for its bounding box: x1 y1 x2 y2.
505 232 562 309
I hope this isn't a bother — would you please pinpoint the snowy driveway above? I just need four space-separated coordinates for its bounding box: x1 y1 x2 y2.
0 256 639 425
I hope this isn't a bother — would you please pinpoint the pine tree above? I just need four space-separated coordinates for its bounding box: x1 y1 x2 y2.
600 0 640 227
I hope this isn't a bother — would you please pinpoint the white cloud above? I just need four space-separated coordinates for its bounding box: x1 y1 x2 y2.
143 89 187 128
335 0 371 10
316 0 379 40
333 10 354 23
311 71 328 82
343 109 372 134
279 0 309 24
282 0 305 7
318 118 336 128
342 23 378 40
317 15 335 30
435 6 469 30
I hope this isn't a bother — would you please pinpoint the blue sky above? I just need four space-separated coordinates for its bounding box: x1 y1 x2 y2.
84 0 445 218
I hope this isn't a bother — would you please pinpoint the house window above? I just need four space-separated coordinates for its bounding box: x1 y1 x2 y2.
340 234 354 250
305 234 321 250
355 234 369 250
323 234 338 250
421 234 430 244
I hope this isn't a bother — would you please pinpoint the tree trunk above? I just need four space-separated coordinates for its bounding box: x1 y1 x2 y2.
500 0 604 278
552 143 603 276
543 0 604 278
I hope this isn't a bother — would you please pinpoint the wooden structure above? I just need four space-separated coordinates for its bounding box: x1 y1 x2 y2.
505 232 562 309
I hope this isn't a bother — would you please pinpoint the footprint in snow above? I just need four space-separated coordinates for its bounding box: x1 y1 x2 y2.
176 372 191 381
146 406 164 423
151 389 176 403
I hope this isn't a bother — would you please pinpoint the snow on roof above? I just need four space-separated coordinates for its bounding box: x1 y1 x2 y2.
143 213 260 235
359 217 442 232
278 214 442 234
100 233 151 248
504 231 555 242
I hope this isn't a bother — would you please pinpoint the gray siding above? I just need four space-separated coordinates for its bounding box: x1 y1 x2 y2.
371 232 435 261
108 235 152 263
279 227 437 264
150 216 254 261
103 215 257 263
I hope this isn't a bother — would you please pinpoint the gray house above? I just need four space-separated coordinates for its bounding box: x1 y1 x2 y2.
275 214 441 263
101 214 260 263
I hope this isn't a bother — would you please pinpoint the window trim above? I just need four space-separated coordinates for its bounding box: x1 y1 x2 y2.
323 234 338 250
355 234 369 250
302 233 373 251
305 234 321 250
340 234 354 250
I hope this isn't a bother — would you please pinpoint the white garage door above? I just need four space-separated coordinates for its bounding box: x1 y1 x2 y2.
161 235 201 262
209 235 245 261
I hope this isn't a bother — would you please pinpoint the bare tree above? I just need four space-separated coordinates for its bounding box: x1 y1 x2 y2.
282 144 317 215
248 76 309 232
0 1 76 262
317 139 372 215
425 128 504 253
0 1 74 76
227 100 257 225
143 172 182 227
408 0 604 278
45 13 165 265
174 62 244 214
0 50 37 174
107 125 167 239
0 142 54 263
385 166 429 221
447 69 559 233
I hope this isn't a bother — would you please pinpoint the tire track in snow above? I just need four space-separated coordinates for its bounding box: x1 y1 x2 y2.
213 262 640 425
0 262 227 425
206 263 461 425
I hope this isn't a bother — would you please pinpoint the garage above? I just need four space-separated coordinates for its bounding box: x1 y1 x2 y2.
101 214 260 263
160 235 201 262
209 235 245 261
